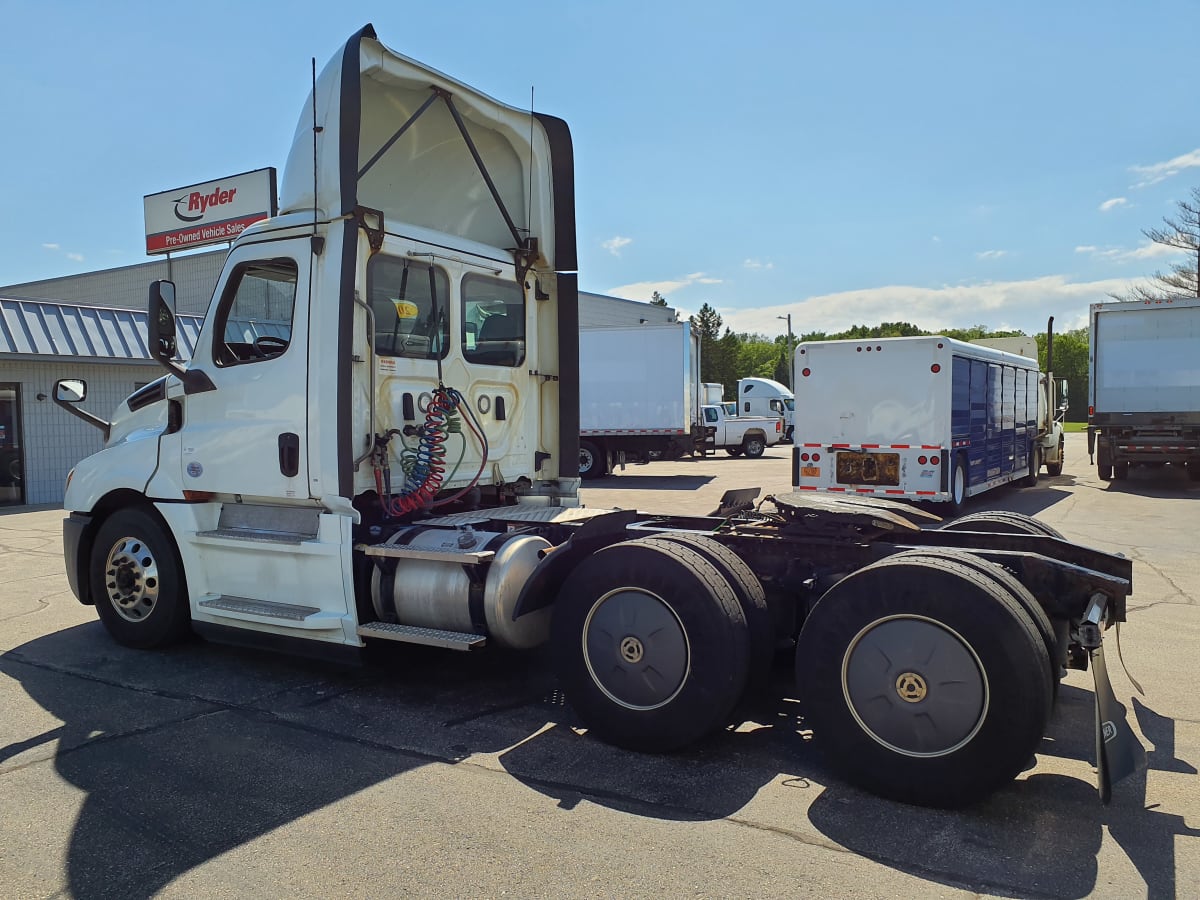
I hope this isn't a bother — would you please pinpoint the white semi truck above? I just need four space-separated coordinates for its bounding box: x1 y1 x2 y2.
1087 297 1200 481
577 323 706 478
736 377 794 442
54 25 1142 808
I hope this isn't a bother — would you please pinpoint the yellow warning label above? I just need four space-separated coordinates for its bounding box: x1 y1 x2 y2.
392 300 419 319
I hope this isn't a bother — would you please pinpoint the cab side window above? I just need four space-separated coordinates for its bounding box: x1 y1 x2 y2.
705 407 718 423
462 274 525 367
369 255 450 360
213 258 297 366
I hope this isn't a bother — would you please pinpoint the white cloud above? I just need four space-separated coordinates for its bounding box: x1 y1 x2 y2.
607 271 725 300
66 253 85 262
976 250 1007 260
1130 149 1200 188
1099 197 1128 212
601 235 632 256
42 243 60 250
931 236 941 243
743 258 774 270
1076 241 1186 262
717 274 1141 339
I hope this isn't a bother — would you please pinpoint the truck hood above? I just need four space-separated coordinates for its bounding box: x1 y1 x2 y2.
279 24 576 273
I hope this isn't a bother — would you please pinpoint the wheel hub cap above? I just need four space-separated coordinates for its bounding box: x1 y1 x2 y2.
894 671 928 703
104 537 160 623
583 588 689 710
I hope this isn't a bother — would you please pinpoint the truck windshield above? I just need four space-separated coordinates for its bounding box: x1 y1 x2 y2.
368 255 450 360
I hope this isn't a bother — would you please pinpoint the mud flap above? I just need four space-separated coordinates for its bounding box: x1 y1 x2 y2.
1091 641 1146 803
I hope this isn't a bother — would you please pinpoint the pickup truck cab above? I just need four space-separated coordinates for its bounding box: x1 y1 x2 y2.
701 404 782 458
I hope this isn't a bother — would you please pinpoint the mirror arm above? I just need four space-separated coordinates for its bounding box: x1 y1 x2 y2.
53 395 110 440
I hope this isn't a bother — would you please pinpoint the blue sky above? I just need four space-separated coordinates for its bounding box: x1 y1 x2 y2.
2 1 1198 339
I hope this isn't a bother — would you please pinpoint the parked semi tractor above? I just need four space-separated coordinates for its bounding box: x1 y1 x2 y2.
578 323 705 479
973 318 1068 479
737 377 794 442
792 336 1051 509
54 25 1142 808
1088 297 1200 481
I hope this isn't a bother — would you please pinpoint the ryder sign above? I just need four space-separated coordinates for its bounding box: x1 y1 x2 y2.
144 168 277 255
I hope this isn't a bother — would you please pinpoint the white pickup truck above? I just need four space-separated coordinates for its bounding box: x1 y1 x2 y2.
701 404 783 457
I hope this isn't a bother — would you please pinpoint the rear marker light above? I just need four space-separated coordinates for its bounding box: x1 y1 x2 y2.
802 368 811 377
931 364 941 373
812 453 820 462
918 455 927 465
931 456 939 465
801 453 810 461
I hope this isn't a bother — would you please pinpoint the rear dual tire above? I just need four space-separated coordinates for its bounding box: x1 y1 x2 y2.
795 554 1050 808
552 538 752 752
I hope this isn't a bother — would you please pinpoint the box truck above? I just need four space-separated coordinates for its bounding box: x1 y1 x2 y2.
792 336 1046 508
1087 297 1200 481
52 24 1142 808
577 323 705 478
736 377 793 442
973 318 1068 478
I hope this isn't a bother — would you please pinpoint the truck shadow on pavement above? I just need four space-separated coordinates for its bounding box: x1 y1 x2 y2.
3 629 1195 898
584 473 716 490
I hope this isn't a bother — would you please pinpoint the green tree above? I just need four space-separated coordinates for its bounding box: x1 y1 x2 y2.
689 303 738 389
1035 327 1089 421
650 291 669 307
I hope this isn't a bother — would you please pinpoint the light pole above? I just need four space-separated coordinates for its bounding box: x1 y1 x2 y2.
776 314 794 388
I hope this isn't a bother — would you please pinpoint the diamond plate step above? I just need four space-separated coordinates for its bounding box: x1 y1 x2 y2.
197 595 341 630
357 621 486 651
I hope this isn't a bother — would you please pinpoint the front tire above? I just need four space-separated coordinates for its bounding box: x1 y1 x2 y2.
551 538 750 752
795 555 1050 807
89 507 191 649
725 447 744 457
1045 438 1064 477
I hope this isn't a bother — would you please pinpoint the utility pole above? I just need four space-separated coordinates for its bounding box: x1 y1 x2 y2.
776 313 794 388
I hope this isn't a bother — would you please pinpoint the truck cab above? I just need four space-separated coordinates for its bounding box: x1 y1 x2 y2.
736 377 794 442
57 24 581 655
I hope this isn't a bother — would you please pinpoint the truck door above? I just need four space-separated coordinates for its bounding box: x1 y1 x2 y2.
178 238 312 500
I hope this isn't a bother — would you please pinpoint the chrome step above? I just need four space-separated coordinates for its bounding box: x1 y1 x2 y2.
197 595 342 630
357 621 486 651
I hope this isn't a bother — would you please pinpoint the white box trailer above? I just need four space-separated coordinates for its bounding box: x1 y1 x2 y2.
1088 297 1200 481
577 323 703 477
792 335 1042 507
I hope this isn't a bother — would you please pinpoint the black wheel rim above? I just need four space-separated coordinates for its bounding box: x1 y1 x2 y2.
582 588 689 710
841 614 988 757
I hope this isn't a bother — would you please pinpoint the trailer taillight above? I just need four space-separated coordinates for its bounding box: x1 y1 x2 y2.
918 455 927 465
930 364 941 373
930 456 939 465
812 452 820 462
802 368 811 377
1089 405 1094 416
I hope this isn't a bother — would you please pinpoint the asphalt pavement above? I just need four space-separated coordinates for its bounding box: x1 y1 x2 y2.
1 433 1197 898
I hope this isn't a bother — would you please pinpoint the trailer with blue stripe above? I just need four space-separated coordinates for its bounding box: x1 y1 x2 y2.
792 335 1042 509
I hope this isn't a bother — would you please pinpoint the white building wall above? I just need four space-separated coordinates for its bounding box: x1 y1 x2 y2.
0 359 160 505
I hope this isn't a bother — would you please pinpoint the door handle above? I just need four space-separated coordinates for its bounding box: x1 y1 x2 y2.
278 432 300 477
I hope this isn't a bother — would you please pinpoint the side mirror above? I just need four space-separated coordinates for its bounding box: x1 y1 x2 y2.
55 378 86 403
53 378 109 437
148 280 178 362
